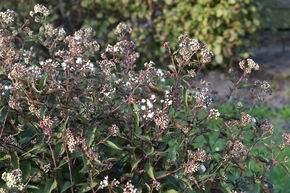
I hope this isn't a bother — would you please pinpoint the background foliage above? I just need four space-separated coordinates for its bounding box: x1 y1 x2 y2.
0 0 265 67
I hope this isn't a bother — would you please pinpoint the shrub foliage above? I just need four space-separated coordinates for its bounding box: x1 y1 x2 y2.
0 5 289 193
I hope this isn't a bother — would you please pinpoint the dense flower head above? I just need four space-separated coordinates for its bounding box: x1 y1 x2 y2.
108 124 119 136
209 108 220 120
0 9 16 25
123 180 137 193
64 128 80 152
99 176 109 189
200 48 214 64
281 133 290 148
194 88 212 108
178 34 201 61
240 112 252 126
229 140 248 159
64 27 100 56
261 122 274 135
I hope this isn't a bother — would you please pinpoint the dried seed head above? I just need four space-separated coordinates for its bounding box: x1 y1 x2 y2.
115 23 132 36
108 124 119 136
239 58 259 74
240 112 251 126
30 4 50 17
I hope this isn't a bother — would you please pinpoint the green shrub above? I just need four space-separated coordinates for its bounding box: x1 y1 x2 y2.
0 0 265 67
0 5 288 193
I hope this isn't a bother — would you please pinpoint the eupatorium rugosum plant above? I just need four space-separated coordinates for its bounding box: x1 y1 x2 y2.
0 5 288 193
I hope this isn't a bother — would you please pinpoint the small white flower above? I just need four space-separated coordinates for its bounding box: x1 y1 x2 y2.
76 57 83 64
156 69 164 76
147 112 154 118
146 100 153 109
99 176 109 189
200 164 206 172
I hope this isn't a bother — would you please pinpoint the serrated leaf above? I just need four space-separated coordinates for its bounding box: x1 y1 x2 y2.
44 179 57 193
145 183 151 191
26 185 39 189
87 127 96 147
131 158 141 172
166 189 178 193
61 181 73 193
133 103 140 133
55 143 65 157
183 89 189 107
104 140 122 151
21 161 31 181
78 182 97 193
0 154 10 161
145 146 154 157
11 152 19 169
145 163 155 179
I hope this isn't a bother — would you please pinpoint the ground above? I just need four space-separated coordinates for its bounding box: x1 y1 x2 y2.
204 42 290 108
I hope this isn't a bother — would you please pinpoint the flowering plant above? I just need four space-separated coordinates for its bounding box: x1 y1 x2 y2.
0 5 288 193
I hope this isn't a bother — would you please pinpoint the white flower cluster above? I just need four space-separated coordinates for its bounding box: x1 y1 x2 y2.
123 180 137 193
160 90 173 107
100 84 116 99
208 108 220 120
178 34 201 58
200 48 214 64
99 59 116 76
140 94 156 119
99 176 109 189
194 88 212 108
184 148 208 178
8 63 42 81
261 122 274 135
65 128 80 153
98 176 120 190
1 169 25 190
40 58 60 70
